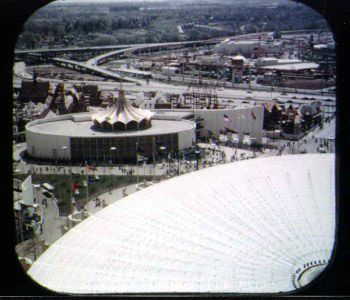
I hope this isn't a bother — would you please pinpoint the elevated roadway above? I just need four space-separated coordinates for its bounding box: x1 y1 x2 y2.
51 58 142 84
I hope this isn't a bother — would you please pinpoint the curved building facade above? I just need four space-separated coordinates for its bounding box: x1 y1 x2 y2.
25 112 195 164
28 154 335 293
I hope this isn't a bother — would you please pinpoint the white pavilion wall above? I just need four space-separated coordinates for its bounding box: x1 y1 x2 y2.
194 106 264 144
178 124 196 150
26 130 71 160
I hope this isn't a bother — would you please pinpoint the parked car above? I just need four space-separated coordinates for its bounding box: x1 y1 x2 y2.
42 191 53 198
318 147 327 153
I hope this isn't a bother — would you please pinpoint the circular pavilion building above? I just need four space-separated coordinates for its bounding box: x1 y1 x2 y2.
25 89 196 164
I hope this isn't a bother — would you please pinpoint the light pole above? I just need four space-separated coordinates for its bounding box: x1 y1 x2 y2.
110 147 117 163
250 137 257 158
61 146 73 214
29 220 38 261
159 146 166 175
152 137 156 182
110 146 117 189
195 149 201 171
135 142 140 185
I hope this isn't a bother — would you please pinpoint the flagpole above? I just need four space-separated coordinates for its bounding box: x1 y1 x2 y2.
136 142 139 185
62 146 73 214
152 137 156 182
86 174 89 207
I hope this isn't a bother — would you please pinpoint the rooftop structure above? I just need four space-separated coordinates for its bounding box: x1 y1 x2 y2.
259 62 319 72
91 89 153 131
28 154 335 293
215 39 282 57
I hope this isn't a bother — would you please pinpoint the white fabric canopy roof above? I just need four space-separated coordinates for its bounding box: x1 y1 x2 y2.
92 90 153 126
28 154 335 294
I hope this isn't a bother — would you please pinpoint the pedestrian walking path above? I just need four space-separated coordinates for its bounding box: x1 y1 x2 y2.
273 118 336 155
84 183 137 215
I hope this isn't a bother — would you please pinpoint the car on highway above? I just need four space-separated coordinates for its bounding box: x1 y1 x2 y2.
324 98 333 102
292 96 297 99
245 96 252 100
302 97 309 100
281 92 287 95
242 100 250 104
246 91 253 94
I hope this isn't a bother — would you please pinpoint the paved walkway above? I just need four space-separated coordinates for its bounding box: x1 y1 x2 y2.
84 183 138 215
15 188 63 262
270 118 336 155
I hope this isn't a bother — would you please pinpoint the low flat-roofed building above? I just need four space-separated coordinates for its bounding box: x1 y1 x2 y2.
259 62 319 72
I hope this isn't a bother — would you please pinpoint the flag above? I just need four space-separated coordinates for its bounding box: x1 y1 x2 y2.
225 127 238 134
251 111 256 120
72 182 80 190
72 182 80 195
223 114 231 122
